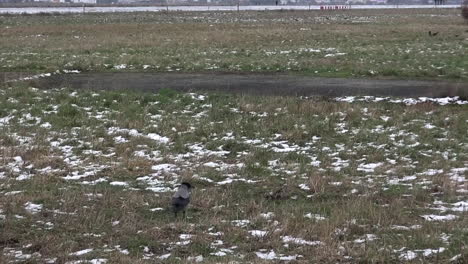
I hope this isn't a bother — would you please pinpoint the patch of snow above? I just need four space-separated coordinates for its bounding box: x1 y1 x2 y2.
16 174 33 181
260 212 275 219
187 255 204 262
255 250 301 261
204 162 219 167
5 191 23 195
304 213 327 221
390 225 421 231
113 64 127 70
281 236 323 246
399 250 418 261
210 240 224 247
335 96 468 105
424 123 436 129
175 240 191 246
89 259 107 264
114 245 129 255
397 247 445 260
421 214 458 221
109 181 128 187
208 231 224 236
419 169 443 176
231 219 250 227
357 162 383 173
113 136 128 143
3 248 37 261
146 133 170 143
40 122 52 128
450 201 468 212
255 250 277 260
157 253 171 260
210 248 234 256
325 52 346 57
152 164 176 171
450 254 462 262
13 156 24 164
380 116 390 122
24 202 43 214
180 234 193 240
248 230 268 237
0 115 14 126
69 248 94 256
353 234 378 243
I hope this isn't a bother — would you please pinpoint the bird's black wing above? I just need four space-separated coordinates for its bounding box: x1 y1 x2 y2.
172 196 190 212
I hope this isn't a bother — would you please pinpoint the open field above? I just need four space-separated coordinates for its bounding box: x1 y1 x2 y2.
1 7 468 264
1 8 468 80
1 84 467 263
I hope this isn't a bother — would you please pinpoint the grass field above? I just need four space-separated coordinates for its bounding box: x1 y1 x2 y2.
0 84 467 263
1 7 468 264
0 8 467 80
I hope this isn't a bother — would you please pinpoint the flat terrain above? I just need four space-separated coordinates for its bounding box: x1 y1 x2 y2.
0 8 467 80
1 8 468 264
0 85 467 263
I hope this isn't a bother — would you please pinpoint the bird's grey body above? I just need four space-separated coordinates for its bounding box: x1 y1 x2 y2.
172 182 192 217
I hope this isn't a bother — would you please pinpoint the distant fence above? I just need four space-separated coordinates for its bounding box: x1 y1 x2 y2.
320 5 351 10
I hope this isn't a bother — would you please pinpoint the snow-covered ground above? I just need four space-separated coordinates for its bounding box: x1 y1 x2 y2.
0 86 466 263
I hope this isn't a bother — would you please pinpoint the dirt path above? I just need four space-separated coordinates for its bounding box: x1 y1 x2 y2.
7 72 468 97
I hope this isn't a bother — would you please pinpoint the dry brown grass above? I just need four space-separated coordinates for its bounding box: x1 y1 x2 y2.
1 8 467 79
1 85 467 263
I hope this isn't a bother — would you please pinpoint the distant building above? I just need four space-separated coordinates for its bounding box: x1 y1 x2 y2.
73 0 97 3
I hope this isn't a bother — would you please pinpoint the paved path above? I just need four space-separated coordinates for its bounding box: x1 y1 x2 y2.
8 72 468 97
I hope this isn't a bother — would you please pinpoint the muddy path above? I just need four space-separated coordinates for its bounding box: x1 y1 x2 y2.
5 72 468 97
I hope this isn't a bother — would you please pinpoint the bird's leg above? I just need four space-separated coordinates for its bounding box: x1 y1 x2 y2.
183 210 186 219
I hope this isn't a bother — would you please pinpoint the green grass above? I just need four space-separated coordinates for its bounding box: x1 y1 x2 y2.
0 84 467 263
1 8 467 80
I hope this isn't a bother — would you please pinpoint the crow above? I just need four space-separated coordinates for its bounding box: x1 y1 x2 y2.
171 182 192 218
